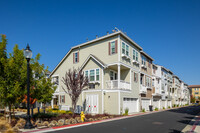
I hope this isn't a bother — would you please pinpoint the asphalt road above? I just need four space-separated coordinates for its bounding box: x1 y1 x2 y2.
51 105 200 133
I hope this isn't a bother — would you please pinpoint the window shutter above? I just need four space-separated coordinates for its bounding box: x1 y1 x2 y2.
108 42 111 55
73 53 75 63
115 40 117 53
77 52 79 62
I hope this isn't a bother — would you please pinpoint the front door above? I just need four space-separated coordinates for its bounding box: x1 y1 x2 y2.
86 94 98 114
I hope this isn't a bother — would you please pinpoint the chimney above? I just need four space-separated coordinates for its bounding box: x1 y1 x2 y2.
96 35 98 38
107 31 109 35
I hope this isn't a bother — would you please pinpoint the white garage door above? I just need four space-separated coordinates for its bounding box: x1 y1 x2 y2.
86 94 98 114
167 100 172 108
153 99 160 109
161 100 166 108
141 99 151 111
123 98 138 113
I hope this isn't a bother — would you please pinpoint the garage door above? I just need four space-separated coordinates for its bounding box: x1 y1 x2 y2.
123 98 138 113
141 99 151 111
167 100 172 108
86 94 98 114
153 99 160 109
161 100 166 108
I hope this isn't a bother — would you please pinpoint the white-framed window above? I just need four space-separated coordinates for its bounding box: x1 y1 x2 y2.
134 72 138 82
96 69 99 81
90 70 95 81
122 42 129 56
85 68 100 82
122 42 126 54
126 45 129 56
145 76 151 87
110 70 117 80
133 49 139 61
142 56 146 66
111 41 116 54
60 95 65 103
52 76 59 85
73 52 79 63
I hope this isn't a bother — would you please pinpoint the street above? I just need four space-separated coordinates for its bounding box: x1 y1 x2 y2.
50 106 200 133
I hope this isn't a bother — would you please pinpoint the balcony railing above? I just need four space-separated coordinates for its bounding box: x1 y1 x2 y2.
106 80 131 90
140 85 147 94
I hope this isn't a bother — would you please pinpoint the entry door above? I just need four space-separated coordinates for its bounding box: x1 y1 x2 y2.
86 94 98 114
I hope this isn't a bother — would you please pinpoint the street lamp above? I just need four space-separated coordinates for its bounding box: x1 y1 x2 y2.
24 44 34 129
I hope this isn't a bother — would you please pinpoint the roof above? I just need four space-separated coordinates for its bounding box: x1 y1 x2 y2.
140 51 154 61
188 85 200 88
80 54 105 70
50 31 143 77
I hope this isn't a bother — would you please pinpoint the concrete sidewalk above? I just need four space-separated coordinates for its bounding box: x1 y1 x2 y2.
182 113 200 133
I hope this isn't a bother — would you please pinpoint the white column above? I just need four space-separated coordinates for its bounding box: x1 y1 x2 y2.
118 64 120 89
101 67 104 114
118 64 121 115
130 69 132 90
51 99 54 108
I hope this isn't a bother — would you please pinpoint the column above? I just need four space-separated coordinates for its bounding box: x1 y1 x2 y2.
118 64 120 89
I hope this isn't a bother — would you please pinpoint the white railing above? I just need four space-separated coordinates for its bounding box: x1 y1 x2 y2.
140 85 147 94
106 80 131 90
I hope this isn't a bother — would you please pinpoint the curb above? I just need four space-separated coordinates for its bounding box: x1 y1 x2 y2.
189 115 200 133
22 105 191 133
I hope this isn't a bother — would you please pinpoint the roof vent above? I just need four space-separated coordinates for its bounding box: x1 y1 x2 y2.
86 37 89 41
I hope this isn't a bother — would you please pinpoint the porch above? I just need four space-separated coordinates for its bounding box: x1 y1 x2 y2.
105 63 131 90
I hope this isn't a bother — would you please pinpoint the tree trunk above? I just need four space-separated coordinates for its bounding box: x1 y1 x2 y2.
8 104 11 124
12 105 15 118
72 101 77 117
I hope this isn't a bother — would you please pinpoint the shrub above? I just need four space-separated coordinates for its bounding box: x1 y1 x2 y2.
33 112 58 120
168 106 171 109
154 107 158 111
42 121 49 127
142 109 145 112
163 107 165 110
124 108 129 116
173 104 176 108
177 105 179 107
0 120 12 132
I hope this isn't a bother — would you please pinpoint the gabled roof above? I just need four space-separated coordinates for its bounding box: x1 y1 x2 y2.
50 31 143 77
80 54 105 70
188 85 200 88
140 51 154 61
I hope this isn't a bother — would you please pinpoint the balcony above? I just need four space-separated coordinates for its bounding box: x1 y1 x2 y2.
140 85 147 94
106 80 131 90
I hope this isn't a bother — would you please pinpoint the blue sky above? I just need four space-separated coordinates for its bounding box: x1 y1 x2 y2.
1 0 200 85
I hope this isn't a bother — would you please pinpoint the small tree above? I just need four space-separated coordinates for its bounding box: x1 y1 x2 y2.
62 69 88 116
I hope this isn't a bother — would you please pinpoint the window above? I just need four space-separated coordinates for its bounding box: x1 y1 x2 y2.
122 42 126 54
89 84 95 89
148 60 151 68
122 42 129 56
53 76 59 85
111 41 116 54
134 72 138 82
142 56 146 66
133 49 138 61
60 95 65 103
85 70 88 77
73 52 79 63
85 69 100 82
110 71 117 80
96 69 99 81
126 45 129 56
90 70 95 81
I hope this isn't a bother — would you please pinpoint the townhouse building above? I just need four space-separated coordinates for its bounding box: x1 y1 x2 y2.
172 75 181 105
139 52 154 111
188 85 200 103
50 30 144 115
50 29 190 115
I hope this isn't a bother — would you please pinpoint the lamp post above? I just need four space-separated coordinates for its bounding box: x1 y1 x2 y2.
24 44 34 129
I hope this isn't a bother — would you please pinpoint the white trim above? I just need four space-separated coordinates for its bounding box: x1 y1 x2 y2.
80 55 105 70
130 70 132 90
104 90 132 93
118 91 120 115
140 51 154 61
101 67 104 114
118 34 121 62
50 31 143 77
83 89 102 92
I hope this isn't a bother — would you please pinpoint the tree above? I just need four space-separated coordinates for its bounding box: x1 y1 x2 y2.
0 43 27 123
62 69 88 116
190 95 196 103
